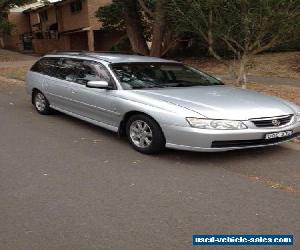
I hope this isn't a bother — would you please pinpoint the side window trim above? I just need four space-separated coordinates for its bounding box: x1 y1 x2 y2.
83 59 117 90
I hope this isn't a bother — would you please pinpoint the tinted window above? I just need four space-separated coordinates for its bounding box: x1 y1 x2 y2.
56 59 109 85
31 57 59 77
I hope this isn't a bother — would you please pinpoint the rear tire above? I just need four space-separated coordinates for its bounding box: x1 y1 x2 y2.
126 114 165 154
33 91 52 115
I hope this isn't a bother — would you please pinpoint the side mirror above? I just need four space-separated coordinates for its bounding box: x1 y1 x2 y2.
86 81 110 89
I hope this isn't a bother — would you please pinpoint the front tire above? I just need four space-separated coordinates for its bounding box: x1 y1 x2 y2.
126 114 165 154
33 91 52 115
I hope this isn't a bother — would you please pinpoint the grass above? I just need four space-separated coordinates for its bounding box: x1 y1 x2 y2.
0 49 36 80
247 82 300 105
0 49 37 62
0 66 29 81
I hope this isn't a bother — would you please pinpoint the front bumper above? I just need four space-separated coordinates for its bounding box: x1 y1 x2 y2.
161 122 300 152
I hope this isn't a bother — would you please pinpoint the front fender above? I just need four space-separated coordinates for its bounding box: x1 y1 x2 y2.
113 92 200 128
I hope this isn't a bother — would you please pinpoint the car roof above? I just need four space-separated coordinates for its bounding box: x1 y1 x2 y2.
45 52 178 64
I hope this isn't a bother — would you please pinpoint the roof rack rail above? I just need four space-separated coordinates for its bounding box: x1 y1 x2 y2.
48 50 145 56
92 51 145 56
48 50 86 54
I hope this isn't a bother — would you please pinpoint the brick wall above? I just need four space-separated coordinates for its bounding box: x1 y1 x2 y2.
29 12 40 26
32 36 70 54
40 8 57 32
59 0 89 32
3 12 31 51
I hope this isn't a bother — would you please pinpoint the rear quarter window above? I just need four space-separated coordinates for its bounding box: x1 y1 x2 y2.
31 57 60 77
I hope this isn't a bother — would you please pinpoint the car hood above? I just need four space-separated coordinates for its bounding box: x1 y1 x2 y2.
133 86 296 120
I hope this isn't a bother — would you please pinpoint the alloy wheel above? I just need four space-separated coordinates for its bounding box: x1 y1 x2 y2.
129 120 153 148
35 93 47 112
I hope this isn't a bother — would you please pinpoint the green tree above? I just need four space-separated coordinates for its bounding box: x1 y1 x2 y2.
0 0 33 34
96 0 180 56
170 0 300 87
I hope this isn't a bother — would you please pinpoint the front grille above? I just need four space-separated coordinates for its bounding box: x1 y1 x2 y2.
211 132 300 148
251 115 293 128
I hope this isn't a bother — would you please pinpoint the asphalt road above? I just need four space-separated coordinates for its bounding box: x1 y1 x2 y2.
1 84 300 250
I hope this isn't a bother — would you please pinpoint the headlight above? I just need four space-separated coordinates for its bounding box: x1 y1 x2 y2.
296 112 300 122
186 117 248 130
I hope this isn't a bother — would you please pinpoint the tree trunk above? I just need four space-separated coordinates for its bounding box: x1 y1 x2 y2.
0 36 4 48
236 54 248 88
207 9 219 60
121 0 149 55
150 0 166 57
206 9 238 79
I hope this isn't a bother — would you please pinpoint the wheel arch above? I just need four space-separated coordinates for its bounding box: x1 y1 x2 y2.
31 88 43 104
118 111 165 142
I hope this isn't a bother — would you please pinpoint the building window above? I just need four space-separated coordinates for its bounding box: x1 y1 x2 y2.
39 10 48 22
70 0 82 13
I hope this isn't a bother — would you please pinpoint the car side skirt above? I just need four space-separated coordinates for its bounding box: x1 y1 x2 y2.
50 105 119 133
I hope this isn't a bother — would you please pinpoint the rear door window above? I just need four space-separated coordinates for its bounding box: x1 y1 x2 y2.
55 58 82 83
31 57 59 77
56 58 111 85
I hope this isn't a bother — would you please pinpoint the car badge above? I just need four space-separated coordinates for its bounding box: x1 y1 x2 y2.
272 119 281 126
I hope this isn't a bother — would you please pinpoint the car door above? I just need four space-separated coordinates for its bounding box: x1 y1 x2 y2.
48 58 87 113
41 57 75 112
61 59 120 127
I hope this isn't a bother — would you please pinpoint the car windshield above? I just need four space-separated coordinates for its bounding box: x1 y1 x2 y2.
110 63 223 90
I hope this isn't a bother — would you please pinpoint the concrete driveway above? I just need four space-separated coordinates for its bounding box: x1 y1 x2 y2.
0 83 300 250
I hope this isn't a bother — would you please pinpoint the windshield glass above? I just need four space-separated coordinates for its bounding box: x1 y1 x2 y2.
110 63 223 89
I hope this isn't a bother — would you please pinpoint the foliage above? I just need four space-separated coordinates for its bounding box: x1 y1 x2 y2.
97 0 300 80
216 0 300 54
169 0 300 86
95 1 125 32
95 0 180 56
95 0 153 39
0 18 14 34
0 0 33 34
0 0 33 10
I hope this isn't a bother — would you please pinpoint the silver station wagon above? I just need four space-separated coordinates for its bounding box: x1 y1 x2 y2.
26 52 300 154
